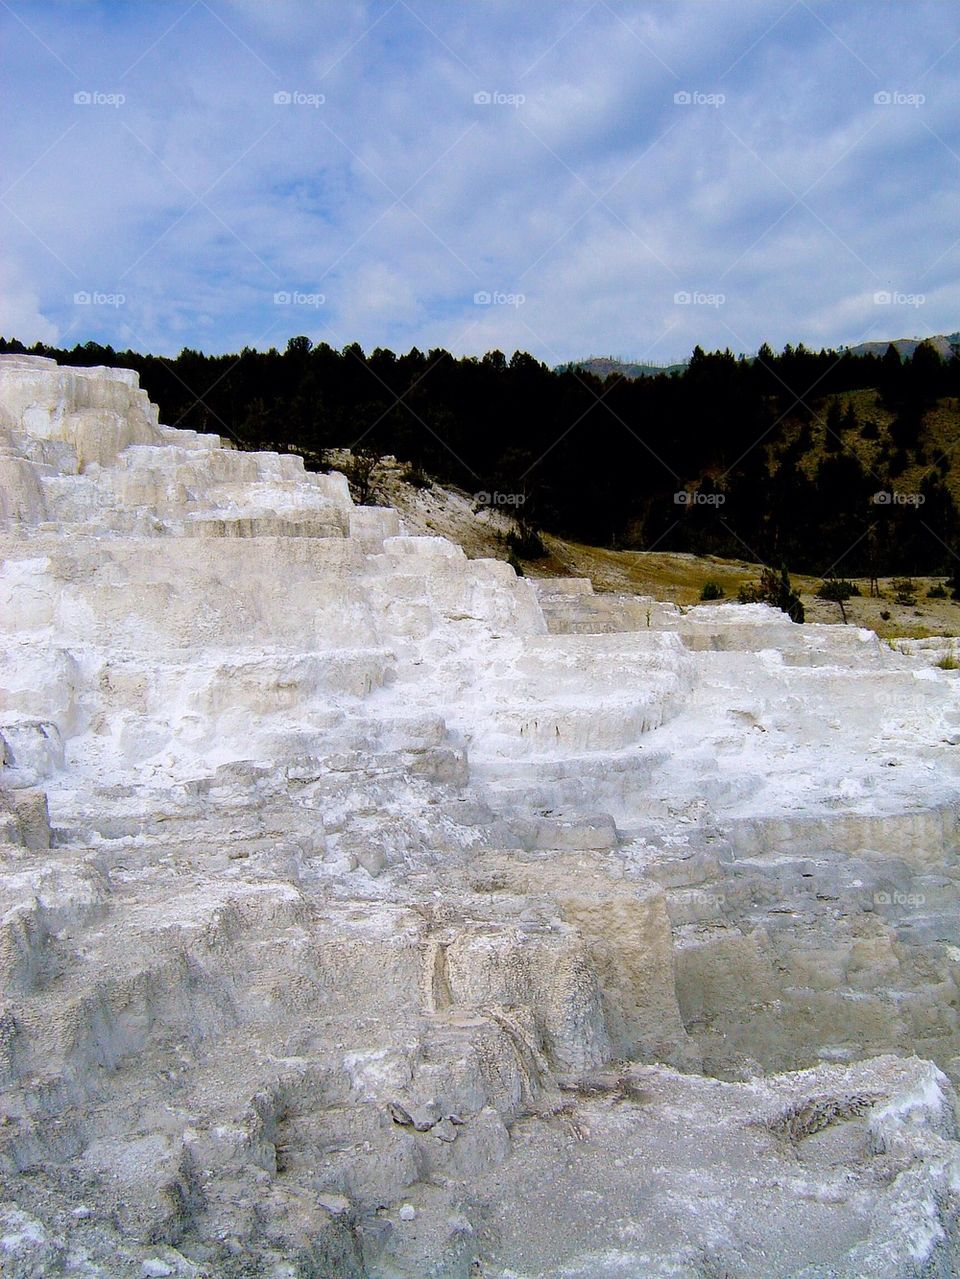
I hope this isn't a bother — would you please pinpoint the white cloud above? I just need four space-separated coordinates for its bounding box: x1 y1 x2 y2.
1 0 958 360
0 256 59 345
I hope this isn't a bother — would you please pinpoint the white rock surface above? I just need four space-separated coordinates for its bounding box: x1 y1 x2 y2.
1 353 960 1276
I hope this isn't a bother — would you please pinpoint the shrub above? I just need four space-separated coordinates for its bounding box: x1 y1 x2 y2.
888 448 909 477
815 579 861 600
892 578 917 606
506 526 547 560
816 577 860 623
880 610 891 621
339 448 384 505
401 465 431 489
928 583 948 599
937 654 959 670
700 581 725 601
738 564 804 623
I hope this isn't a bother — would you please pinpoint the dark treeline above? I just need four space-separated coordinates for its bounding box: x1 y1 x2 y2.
3 332 959 577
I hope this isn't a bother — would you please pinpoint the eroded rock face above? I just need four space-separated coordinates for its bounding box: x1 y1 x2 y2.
0 354 959 1276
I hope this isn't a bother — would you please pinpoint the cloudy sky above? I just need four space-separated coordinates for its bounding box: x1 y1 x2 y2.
1 0 958 364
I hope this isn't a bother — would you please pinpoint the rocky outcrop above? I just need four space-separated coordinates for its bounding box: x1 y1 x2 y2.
0 354 959 1276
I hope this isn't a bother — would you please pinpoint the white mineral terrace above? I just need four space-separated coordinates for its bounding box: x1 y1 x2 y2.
1 353 960 1277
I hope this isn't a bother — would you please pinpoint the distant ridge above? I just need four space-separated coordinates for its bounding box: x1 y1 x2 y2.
555 355 688 379
558 335 959 377
842 331 960 360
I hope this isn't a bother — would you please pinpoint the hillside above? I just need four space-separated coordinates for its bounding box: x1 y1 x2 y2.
756 383 960 514
555 355 688 378
3 334 960 580
844 331 960 360
562 333 960 373
357 454 960 640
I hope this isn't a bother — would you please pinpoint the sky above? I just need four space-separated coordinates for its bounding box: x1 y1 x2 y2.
1 0 959 365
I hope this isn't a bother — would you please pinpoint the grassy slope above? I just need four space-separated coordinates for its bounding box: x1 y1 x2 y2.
779 388 960 507
373 456 960 640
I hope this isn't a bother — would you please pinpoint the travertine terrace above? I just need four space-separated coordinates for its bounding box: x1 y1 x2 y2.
2 354 960 1277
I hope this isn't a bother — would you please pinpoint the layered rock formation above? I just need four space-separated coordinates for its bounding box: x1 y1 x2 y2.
1 353 960 1277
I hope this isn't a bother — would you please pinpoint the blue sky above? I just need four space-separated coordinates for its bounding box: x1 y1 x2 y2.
1 0 959 362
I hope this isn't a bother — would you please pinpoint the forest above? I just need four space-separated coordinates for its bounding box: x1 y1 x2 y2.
3 333 958 578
